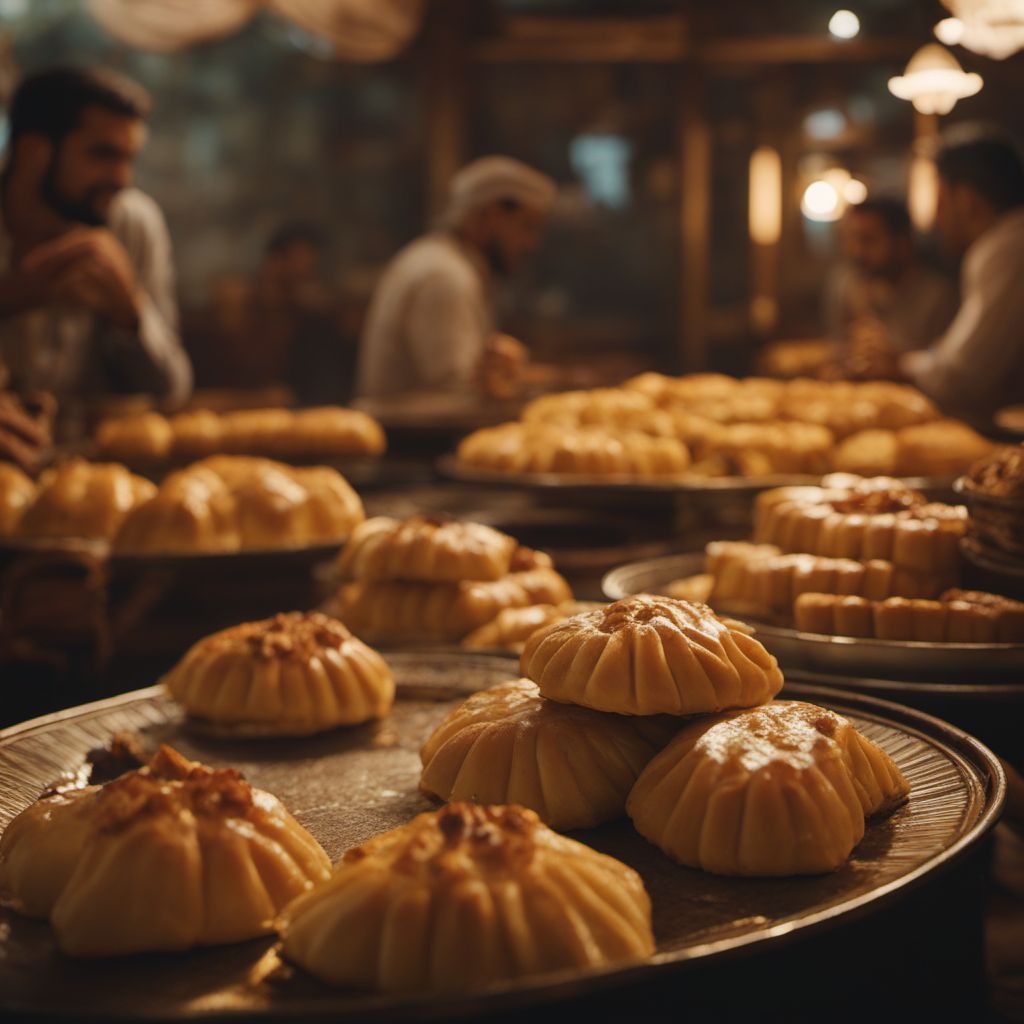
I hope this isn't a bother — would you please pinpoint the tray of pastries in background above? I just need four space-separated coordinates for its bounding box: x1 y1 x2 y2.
442 375 995 494
91 405 386 475
0 593 1004 1021
602 473 1024 682
0 455 365 566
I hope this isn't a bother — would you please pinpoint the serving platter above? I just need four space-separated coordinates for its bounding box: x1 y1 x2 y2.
0 652 1005 1022
602 552 1024 683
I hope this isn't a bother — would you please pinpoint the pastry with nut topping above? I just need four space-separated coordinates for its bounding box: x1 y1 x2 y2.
420 680 677 830
0 745 330 955
521 595 783 716
278 802 654 992
627 701 909 876
163 611 394 735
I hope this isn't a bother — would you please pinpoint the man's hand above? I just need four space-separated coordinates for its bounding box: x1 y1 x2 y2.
19 229 143 329
0 390 54 472
479 333 528 399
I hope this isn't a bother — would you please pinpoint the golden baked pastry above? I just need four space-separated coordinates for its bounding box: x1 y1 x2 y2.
113 467 241 554
95 412 174 463
663 573 715 604
832 429 899 477
337 515 519 583
692 421 834 475
794 590 1024 643
894 419 994 478
627 701 909 875
0 462 35 536
326 567 573 644
420 680 677 831
522 388 657 427
521 595 783 716
965 444 1024 499
15 459 156 542
284 406 386 458
753 482 966 573
278 802 654 992
286 466 365 541
169 409 225 460
457 423 691 479
219 408 295 456
706 540 952 620
461 601 600 653
163 611 394 735
0 746 330 955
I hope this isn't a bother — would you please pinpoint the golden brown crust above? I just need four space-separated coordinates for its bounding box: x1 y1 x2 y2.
337 515 519 583
0 462 36 536
965 444 1024 498
521 595 783 716
420 679 677 829
95 412 174 463
163 612 394 734
278 802 654 992
0 745 330 955
627 700 909 876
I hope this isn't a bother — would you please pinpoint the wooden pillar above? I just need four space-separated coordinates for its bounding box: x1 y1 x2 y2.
678 63 710 372
423 0 469 220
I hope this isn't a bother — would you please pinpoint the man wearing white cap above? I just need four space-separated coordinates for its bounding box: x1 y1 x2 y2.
354 155 556 400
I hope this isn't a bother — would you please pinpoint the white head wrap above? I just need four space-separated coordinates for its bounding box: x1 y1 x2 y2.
441 155 557 227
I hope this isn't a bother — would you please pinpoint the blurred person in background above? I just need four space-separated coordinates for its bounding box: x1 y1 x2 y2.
850 126 1024 418
355 155 556 401
824 197 957 354
214 222 352 402
0 67 191 406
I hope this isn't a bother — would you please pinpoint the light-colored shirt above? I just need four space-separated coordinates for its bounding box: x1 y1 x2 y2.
823 261 958 352
904 207 1024 418
355 232 492 399
0 187 192 403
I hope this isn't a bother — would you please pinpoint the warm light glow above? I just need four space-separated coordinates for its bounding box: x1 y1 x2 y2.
909 156 939 231
829 9 861 38
888 43 983 115
749 145 782 246
843 177 868 204
934 16 966 44
802 180 842 222
941 1 1024 59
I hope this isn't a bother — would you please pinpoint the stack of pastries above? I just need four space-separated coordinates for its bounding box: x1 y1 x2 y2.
113 455 364 554
0 745 330 956
95 405 386 465
323 515 573 645
455 375 994 481
420 594 908 875
665 474 1024 643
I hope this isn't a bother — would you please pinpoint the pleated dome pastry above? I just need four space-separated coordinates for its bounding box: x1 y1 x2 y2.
95 412 174 463
337 515 519 583
278 802 654 993
420 680 677 831
0 745 331 956
461 602 600 653
163 611 394 735
627 701 909 876
15 459 156 542
287 466 365 540
113 467 242 554
521 595 783 717
0 462 35 536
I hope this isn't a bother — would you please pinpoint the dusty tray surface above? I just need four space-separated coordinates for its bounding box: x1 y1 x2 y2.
602 552 1024 684
0 653 1004 1022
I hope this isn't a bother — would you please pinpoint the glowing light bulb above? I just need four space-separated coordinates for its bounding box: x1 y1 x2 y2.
843 178 868 204
829 9 860 39
802 180 842 222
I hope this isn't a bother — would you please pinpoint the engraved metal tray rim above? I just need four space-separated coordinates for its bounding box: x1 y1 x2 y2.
0 663 1006 1022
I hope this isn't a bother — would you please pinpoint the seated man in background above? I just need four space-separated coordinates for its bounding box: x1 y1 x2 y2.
0 67 191 405
824 197 957 354
355 155 556 401
851 126 1024 420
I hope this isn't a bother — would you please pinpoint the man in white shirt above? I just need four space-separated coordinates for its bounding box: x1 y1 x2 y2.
0 67 191 405
895 126 1024 419
355 156 556 400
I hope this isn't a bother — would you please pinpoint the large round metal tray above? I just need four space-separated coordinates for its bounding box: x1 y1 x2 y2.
602 552 1024 683
0 652 1005 1022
